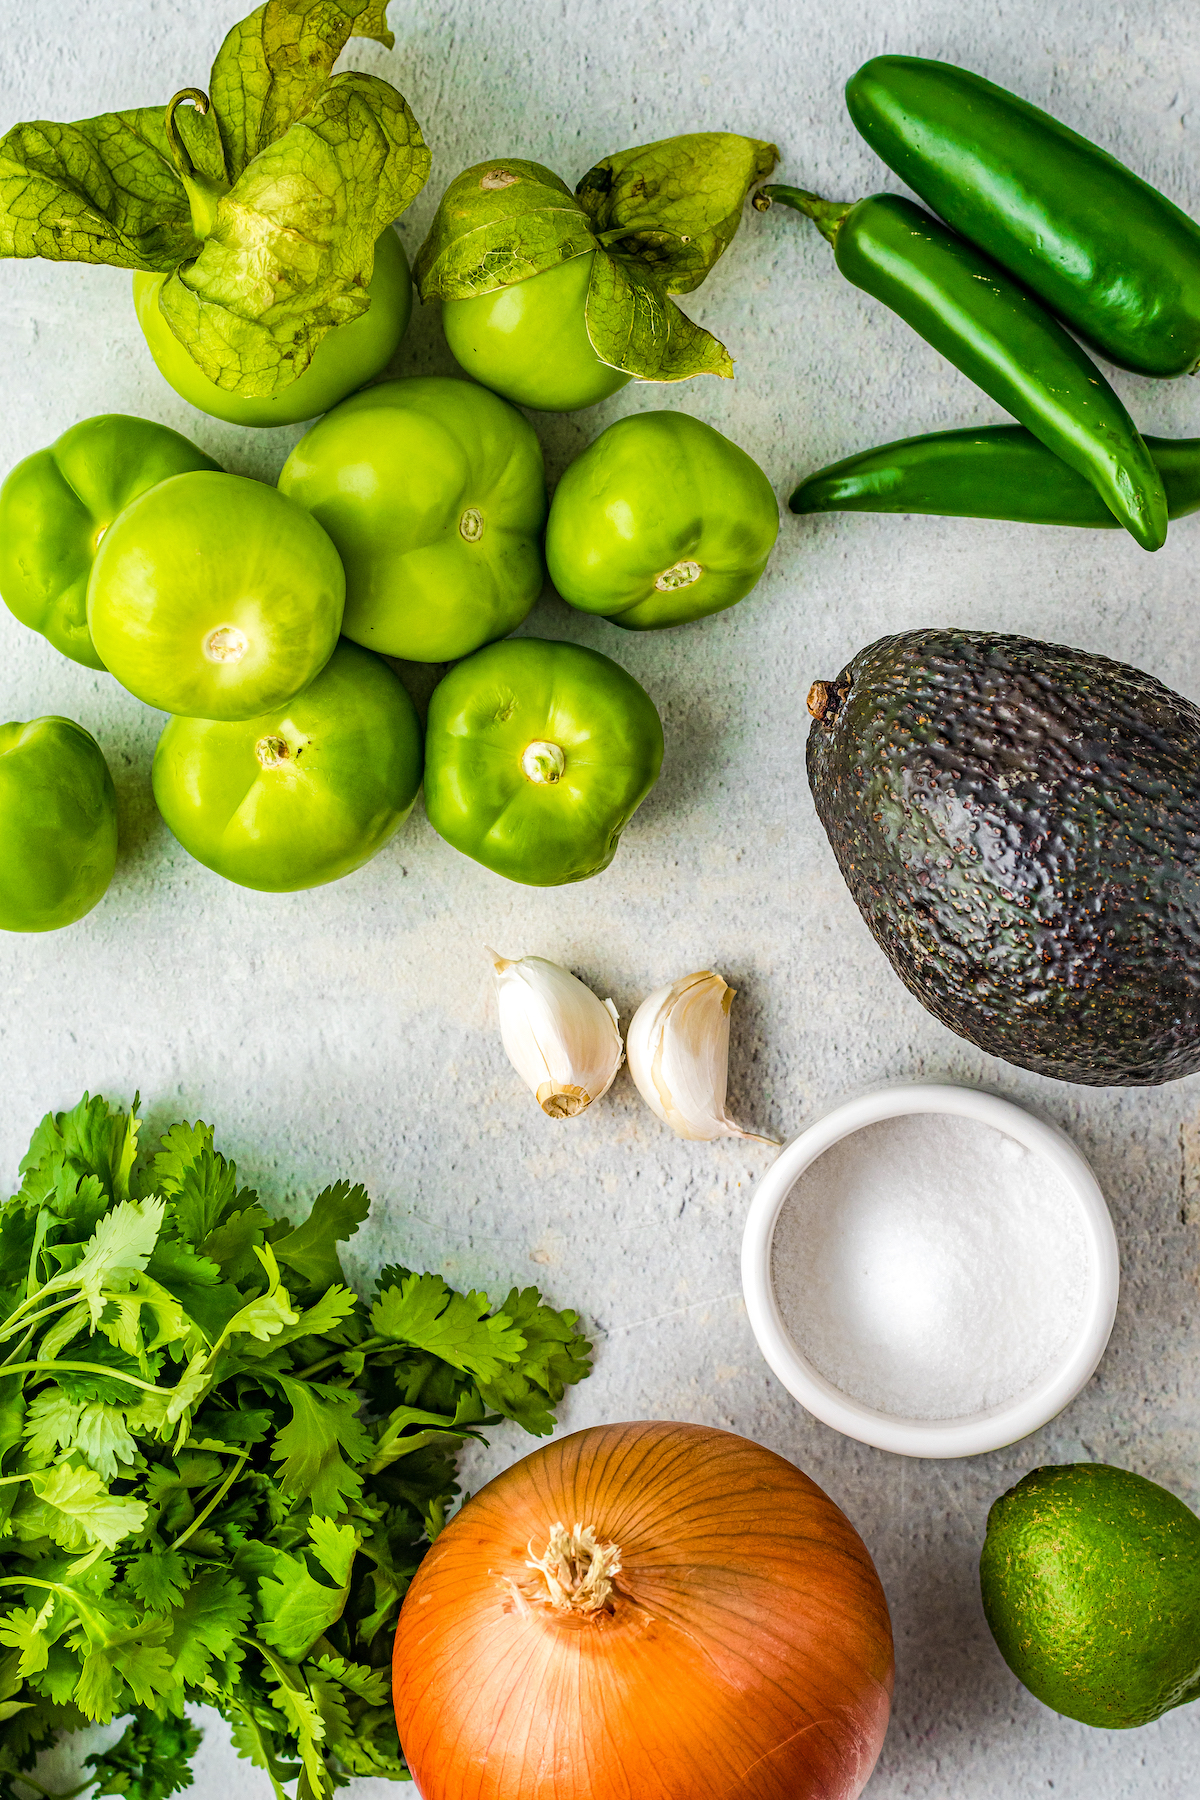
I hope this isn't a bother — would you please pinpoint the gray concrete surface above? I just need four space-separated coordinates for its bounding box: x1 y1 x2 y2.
3 0 1200 1794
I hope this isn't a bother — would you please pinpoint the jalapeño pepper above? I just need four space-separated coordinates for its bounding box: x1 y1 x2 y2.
756 184 1168 551
847 56 1200 379
791 427 1200 530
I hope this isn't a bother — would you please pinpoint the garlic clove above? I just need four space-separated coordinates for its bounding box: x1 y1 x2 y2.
626 970 773 1143
488 950 624 1119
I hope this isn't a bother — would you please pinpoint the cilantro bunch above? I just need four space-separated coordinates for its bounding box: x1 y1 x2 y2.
0 1095 590 1800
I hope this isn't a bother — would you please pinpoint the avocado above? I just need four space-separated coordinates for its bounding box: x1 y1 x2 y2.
806 628 1200 1085
980 1463 1200 1728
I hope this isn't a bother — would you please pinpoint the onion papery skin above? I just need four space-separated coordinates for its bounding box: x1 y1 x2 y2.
392 1420 894 1800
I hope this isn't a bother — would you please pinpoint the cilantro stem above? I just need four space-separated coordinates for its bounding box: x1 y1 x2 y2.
294 1335 386 1379
0 1361 162 1392
0 1323 35 1372
0 1294 85 1353
168 1448 249 1551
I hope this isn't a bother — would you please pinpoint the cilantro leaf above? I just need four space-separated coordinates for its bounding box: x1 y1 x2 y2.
258 1519 359 1660
227 1685 301 1793
217 1278 300 1353
262 1659 328 1800
37 1299 91 1364
125 1548 188 1614
16 1094 139 1211
40 1197 164 1324
146 1238 221 1294
74 1623 175 1721
151 1122 249 1244
145 1238 243 1346
272 1181 370 1292
364 1397 485 1474
370 1272 526 1381
54 1336 162 1405
270 1381 370 1516
72 1403 139 1480
13 1464 148 1552
164 1570 251 1686
33 1642 85 1709
307 1515 359 1586
189 1404 273 1447
235 1286 357 1365
24 1393 139 1482
22 1392 81 1465
476 1288 593 1436
198 1205 278 1285
305 1668 359 1776
309 1650 388 1705
0 1601 53 1678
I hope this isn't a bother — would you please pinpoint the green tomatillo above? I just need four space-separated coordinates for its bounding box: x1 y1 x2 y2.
441 254 631 412
134 226 413 428
152 640 423 892
0 2 430 412
0 717 118 931
87 472 344 721
546 411 780 628
0 413 219 669
416 136 777 412
424 637 664 885
278 376 547 662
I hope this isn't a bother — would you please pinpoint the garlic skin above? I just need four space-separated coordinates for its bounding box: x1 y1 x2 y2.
489 951 623 1119
626 970 768 1142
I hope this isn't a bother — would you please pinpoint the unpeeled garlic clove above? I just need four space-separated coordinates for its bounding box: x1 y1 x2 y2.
489 950 623 1120
626 970 772 1142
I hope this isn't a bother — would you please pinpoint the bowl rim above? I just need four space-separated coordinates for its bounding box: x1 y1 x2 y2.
740 1081 1120 1459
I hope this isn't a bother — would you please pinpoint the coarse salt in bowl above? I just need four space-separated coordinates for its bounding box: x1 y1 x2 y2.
741 1084 1120 1458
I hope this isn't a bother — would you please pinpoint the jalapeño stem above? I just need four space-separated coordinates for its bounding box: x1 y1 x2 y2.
753 184 854 247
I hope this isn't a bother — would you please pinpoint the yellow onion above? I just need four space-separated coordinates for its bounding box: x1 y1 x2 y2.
392 1420 893 1799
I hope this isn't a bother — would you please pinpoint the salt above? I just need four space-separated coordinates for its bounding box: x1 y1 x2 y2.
770 1113 1090 1422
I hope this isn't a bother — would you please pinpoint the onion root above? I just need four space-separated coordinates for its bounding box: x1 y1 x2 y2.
511 1521 623 1615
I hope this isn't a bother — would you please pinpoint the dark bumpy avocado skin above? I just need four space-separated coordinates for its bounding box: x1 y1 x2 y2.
807 628 1200 1085
980 1464 1200 1728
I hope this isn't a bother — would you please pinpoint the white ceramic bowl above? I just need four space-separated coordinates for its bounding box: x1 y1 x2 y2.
741 1083 1120 1458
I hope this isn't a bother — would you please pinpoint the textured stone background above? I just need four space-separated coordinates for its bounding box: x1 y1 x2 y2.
3 0 1200 1794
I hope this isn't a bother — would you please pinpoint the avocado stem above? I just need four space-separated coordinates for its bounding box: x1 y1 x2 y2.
808 681 831 720
754 183 854 249
164 88 229 241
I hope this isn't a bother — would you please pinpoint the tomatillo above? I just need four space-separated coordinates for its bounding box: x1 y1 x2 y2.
546 411 780 628
87 472 344 721
0 414 219 670
0 717 118 932
279 377 547 663
133 228 413 429
424 637 663 885
152 640 422 892
441 254 632 412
